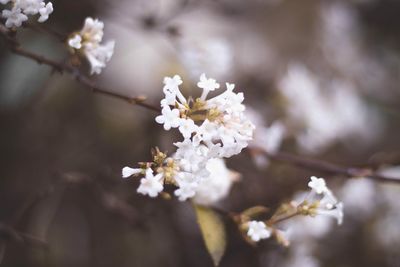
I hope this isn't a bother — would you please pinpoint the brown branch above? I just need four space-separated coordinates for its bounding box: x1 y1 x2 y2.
0 223 47 248
250 147 400 184
0 24 161 112
23 21 67 42
61 172 144 227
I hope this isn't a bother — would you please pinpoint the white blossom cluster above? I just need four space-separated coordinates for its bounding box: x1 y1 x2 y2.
246 108 286 168
244 176 343 245
1 0 53 28
123 73 254 203
279 64 377 154
247 220 272 242
304 176 344 225
67 17 115 75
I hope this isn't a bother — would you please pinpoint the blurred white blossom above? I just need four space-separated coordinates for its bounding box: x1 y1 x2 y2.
193 158 236 205
246 108 286 167
1 0 53 27
247 220 271 242
137 168 164 197
339 178 376 217
67 17 115 75
179 39 233 80
279 63 379 153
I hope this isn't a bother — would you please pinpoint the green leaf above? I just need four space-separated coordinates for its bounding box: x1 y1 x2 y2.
194 204 227 266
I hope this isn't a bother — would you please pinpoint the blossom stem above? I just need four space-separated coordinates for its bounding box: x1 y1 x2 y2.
267 210 302 225
200 90 209 101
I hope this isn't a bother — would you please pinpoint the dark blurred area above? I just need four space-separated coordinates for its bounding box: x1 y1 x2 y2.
1 0 400 266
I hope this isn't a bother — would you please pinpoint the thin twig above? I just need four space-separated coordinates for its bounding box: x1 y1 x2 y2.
61 172 144 227
23 22 67 42
0 223 47 248
0 24 160 112
250 147 400 184
268 210 301 225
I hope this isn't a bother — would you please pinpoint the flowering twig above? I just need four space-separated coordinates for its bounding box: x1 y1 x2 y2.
250 148 400 184
2 22 398 184
0 24 160 112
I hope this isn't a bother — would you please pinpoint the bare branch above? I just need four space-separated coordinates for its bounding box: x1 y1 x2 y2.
0 223 47 248
250 147 400 184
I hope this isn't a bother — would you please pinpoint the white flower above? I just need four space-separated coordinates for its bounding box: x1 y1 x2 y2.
155 106 181 130
68 34 82 49
2 8 28 28
300 176 344 225
198 73 220 100
174 172 198 201
67 17 114 75
174 138 198 158
1 0 53 28
137 168 164 198
163 75 182 91
37 2 53 23
121 167 142 178
81 17 104 44
162 75 187 104
85 41 115 75
178 119 198 139
247 221 272 242
315 202 344 225
193 158 236 205
308 176 327 194
15 0 43 15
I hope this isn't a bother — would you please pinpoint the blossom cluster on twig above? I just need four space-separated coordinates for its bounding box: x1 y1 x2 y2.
123 73 254 203
67 17 115 75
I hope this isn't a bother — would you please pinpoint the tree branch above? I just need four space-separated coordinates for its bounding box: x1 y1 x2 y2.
0 24 160 112
0 223 47 248
250 147 400 184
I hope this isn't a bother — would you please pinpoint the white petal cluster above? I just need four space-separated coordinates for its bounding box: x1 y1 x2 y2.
1 0 53 27
123 74 253 203
157 74 254 157
306 176 344 225
158 74 253 200
279 64 379 154
67 17 115 75
179 39 233 80
247 220 272 242
247 108 286 168
193 158 236 205
137 168 163 198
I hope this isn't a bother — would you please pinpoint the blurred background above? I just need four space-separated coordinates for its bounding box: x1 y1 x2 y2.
1 0 400 266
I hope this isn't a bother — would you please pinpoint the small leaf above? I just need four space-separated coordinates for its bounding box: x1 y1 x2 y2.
194 204 227 266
